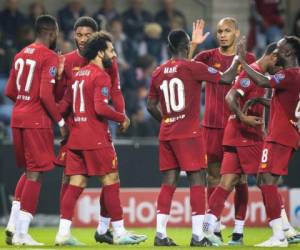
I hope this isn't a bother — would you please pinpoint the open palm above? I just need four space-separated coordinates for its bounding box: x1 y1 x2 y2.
191 19 210 45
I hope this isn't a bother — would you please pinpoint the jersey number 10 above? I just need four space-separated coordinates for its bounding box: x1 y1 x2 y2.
160 77 185 113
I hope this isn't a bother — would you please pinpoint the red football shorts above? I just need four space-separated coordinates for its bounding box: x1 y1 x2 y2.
221 144 263 175
12 128 55 172
203 126 224 164
65 146 118 176
54 143 67 167
259 142 294 176
159 136 207 172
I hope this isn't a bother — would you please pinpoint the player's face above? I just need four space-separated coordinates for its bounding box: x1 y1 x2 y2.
74 26 94 52
275 38 288 67
49 25 59 50
102 42 116 69
267 52 281 74
216 21 239 49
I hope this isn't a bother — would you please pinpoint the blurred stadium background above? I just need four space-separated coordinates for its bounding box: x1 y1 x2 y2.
0 0 300 230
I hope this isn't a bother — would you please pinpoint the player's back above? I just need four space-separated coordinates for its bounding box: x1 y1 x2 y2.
151 59 211 140
267 68 300 148
8 42 58 128
67 63 112 150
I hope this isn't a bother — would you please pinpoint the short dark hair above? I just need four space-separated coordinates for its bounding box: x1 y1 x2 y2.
167 29 190 54
264 42 277 55
35 14 57 35
83 31 112 61
74 16 98 32
285 35 300 59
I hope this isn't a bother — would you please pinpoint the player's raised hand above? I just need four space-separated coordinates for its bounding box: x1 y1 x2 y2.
57 52 65 80
237 36 247 61
119 115 130 133
191 19 210 45
240 115 263 127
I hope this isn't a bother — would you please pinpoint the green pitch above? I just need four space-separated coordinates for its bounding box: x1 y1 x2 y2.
0 227 299 249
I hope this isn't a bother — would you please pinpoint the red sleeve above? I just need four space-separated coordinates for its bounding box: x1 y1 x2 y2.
106 59 125 113
190 61 222 83
39 53 63 123
148 70 159 100
232 70 254 96
55 73 68 102
5 60 18 102
58 84 72 116
193 50 209 63
245 53 256 64
269 70 292 90
94 74 125 123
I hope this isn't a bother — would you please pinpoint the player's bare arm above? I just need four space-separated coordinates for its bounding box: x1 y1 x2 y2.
237 39 271 88
147 98 162 122
188 19 210 59
219 56 240 84
226 89 263 127
242 97 271 114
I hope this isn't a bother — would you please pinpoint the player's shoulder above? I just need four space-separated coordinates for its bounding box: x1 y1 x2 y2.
245 52 256 62
194 48 217 61
64 50 79 61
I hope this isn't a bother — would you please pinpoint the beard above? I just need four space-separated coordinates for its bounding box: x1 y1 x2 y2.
275 56 285 67
49 40 57 51
103 55 113 69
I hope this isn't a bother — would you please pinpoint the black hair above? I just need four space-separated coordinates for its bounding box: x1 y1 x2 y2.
285 35 300 59
167 29 190 54
35 14 57 35
264 42 277 55
74 16 98 32
83 31 112 61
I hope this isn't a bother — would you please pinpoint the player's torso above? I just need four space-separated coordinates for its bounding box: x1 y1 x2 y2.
267 68 300 148
11 43 57 128
64 50 88 84
224 66 265 146
153 59 202 140
67 64 112 150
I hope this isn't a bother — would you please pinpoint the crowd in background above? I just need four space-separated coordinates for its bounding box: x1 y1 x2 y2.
0 0 298 141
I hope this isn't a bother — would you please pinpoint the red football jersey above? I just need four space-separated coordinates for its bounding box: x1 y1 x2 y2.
56 50 125 112
59 63 125 150
5 43 62 128
148 58 222 141
266 68 300 149
194 48 256 128
223 63 265 146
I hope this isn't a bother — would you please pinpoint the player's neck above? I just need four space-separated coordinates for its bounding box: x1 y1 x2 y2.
34 38 49 48
218 46 236 56
284 58 298 68
90 59 104 70
256 59 267 73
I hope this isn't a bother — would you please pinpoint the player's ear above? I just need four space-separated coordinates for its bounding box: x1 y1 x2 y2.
97 50 104 59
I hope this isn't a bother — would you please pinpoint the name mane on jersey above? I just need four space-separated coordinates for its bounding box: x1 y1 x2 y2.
76 69 90 77
164 66 178 74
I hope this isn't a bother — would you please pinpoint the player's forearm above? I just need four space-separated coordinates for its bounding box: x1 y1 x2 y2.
220 57 239 85
188 43 198 60
239 59 271 88
147 99 162 122
95 102 125 123
252 97 271 108
225 91 244 120
40 84 63 123
111 90 125 113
